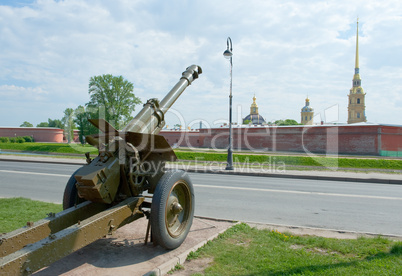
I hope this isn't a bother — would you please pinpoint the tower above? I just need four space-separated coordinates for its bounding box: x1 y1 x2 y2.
348 19 367 124
301 97 314 125
242 94 266 125
250 95 258 115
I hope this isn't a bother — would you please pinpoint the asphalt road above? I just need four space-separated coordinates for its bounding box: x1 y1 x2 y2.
1 161 401 236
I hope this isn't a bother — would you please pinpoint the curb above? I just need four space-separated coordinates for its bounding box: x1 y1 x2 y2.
184 168 402 185
244 220 402 241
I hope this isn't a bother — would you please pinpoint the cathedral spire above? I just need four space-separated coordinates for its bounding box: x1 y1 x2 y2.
352 18 361 85
355 18 359 74
348 18 367 124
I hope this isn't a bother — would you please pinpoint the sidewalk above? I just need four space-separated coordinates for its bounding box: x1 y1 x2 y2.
34 217 234 276
169 164 402 184
1 154 401 184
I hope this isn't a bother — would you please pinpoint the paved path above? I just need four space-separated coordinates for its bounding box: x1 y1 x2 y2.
34 217 233 276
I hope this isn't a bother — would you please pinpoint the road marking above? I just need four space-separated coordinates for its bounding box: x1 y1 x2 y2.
0 170 70 178
194 184 402 201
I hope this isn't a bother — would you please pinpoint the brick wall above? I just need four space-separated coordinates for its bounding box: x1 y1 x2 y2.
1 124 400 156
0 127 64 142
160 124 402 156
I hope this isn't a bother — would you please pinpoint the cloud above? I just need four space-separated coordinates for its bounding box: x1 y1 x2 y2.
0 0 401 127
0 84 48 100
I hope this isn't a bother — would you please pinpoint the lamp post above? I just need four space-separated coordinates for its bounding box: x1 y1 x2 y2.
223 37 234 170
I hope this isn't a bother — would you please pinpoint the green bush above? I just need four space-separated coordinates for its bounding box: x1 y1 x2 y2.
0 136 33 143
0 137 10 143
22 136 34 142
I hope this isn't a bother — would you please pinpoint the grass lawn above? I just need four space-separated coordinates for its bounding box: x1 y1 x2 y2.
182 223 402 275
0 142 98 155
175 151 402 171
0 197 62 233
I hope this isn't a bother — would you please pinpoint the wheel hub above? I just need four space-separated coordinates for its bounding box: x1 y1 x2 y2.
172 202 183 215
165 181 191 237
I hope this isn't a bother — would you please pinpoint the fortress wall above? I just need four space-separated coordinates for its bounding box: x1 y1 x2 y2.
0 127 64 143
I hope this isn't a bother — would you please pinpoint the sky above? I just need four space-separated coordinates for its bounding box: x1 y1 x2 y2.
1 0 402 129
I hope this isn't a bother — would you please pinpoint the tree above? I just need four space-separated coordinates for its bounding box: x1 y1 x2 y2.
48 118 63 128
20 121 33 127
74 105 98 144
36 118 63 128
61 108 76 143
274 119 300 126
36 122 49 127
87 74 141 129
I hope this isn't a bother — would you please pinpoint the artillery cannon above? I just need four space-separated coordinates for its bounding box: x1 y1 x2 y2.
0 65 202 275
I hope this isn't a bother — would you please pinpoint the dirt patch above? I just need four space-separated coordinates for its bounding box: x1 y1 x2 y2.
290 244 303 250
170 257 213 275
290 244 339 255
226 237 252 248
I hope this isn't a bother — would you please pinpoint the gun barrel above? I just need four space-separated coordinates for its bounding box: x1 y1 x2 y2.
122 65 202 135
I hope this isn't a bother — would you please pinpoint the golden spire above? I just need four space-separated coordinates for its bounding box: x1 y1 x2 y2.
353 18 361 84
355 18 359 70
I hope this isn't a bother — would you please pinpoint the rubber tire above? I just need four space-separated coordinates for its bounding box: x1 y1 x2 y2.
150 170 195 250
62 169 86 210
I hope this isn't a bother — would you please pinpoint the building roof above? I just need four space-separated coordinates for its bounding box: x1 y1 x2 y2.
301 98 313 112
243 114 266 125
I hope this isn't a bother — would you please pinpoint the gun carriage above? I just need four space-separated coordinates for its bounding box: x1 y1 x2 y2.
0 65 202 275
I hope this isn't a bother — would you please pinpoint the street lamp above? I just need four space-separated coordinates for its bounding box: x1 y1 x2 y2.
223 37 234 170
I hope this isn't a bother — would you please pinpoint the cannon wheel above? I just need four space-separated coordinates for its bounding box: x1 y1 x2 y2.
62 169 85 210
150 170 194 249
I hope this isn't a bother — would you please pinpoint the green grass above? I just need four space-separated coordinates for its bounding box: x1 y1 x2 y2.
0 198 62 233
168 263 184 274
0 142 98 155
187 223 402 275
175 151 402 170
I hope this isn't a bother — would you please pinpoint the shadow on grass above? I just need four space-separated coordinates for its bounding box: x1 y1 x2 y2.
247 244 402 276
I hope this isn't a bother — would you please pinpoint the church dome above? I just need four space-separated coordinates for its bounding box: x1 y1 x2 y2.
243 114 266 125
301 98 314 112
301 106 313 112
